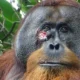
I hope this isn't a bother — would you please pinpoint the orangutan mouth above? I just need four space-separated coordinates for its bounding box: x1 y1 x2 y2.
39 61 74 68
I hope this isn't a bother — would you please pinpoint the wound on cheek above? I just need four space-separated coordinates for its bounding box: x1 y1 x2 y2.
38 31 47 41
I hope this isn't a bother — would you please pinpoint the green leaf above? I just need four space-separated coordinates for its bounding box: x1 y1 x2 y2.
0 0 20 31
0 0 20 21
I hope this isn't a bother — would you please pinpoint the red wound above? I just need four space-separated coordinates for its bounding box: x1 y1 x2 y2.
38 31 47 40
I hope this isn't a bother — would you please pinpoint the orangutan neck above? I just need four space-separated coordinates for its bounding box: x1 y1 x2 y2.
24 66 80 80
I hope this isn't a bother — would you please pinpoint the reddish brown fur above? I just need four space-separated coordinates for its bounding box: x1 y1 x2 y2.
0 50 25 80
40 0 80 7
0 50 15 80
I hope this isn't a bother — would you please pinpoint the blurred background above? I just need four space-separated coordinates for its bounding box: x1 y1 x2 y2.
0 0 79 55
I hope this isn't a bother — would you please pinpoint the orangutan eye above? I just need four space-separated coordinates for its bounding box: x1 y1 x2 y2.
56 22 70 33
59 26 69 33
43 24 51 31
41 22 54 31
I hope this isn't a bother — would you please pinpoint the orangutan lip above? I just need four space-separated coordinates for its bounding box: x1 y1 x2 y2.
39 62 72 67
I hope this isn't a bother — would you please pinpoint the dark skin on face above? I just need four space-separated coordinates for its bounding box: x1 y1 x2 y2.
0 0 80 80
22 0 80 80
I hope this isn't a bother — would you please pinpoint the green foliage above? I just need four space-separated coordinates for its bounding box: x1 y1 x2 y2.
0 0 39 54
0 0 20 29
17 0 40 13
78 0 80 2
0 0 21 54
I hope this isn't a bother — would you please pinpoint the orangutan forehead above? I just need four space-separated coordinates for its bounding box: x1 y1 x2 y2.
40 0 80 8
25 6 80 25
